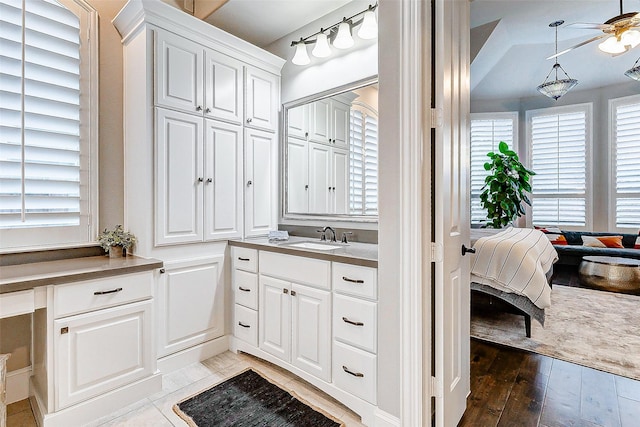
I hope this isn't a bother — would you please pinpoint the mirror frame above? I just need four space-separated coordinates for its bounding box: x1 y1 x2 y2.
280 76 379 224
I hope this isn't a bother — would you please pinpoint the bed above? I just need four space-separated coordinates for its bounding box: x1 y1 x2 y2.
470 228 558 337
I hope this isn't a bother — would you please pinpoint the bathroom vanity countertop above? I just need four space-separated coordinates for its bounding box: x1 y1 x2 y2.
229 236 378 268
0 255 163 294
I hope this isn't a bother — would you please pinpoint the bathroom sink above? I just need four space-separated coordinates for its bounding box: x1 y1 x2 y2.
284 241 343 251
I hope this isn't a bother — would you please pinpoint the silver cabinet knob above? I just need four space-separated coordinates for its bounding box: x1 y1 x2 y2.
197 177 204 183
246 118 253 123
196 106 202 111
247 180 253 186
206 178 212 183
205 107 211 113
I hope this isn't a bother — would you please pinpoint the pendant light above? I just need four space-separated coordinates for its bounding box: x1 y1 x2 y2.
625 57 640 81
537 21 578 100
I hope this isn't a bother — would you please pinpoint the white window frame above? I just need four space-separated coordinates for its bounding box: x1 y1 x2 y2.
525 103 593 230
0 0 98 251
608 93 640 232
469 111 519 226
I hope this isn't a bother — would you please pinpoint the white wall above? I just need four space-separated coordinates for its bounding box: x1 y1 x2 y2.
471 80 639 231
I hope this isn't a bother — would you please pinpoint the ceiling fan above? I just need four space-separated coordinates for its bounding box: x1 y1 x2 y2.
547 0 640 59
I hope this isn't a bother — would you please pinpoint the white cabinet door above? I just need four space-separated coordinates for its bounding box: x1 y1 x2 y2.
155 30 203 114
204 50 243 124
331 101 350 149
203 120 243 241
244 128 276 236
308 142 331 213
332 148 349 214
308 99 331 144
259 275 291 362
245 67 278 132
287 138 308 213
291 284 331 382
156 258 224 357
287 104 308 140
156 108 203 245
54 300 153 410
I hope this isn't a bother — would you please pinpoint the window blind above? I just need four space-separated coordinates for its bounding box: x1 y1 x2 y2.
613 98 640 229
469 114 516 224
529 109 588 227
349 109 378 215
0 0 81 229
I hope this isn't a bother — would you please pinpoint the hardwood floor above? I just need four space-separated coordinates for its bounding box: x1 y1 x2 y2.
459 339 640 427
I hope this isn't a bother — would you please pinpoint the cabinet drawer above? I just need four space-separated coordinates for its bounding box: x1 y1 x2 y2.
234 270 258 310
333 294 377 353
54 272 153 319
260 251 330 289
234 304 258 347
333 263 377 299
233 247 258 272
332 341 377 404
0 289 34 319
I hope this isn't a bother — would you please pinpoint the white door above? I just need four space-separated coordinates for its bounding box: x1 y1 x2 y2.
155 108 203 245
156 258 224 357
434 0 471 424
287 104 308 140
259 275 291 362
291 283 331 382
332 148 349 214
54 300 153 410
308 99 331 144
331 101 350 149
244 128 276 236
155 30 203 114
203 119 243 241
287 138 309 213
245 66 278 132
308 142 331 213
204 49 243 124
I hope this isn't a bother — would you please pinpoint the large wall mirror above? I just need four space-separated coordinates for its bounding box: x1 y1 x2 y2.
283 80 379 221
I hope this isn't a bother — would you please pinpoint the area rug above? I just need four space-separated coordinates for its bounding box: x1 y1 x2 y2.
173 368 343 427
471 284 640 381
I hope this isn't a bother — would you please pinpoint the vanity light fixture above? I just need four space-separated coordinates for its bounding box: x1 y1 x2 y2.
625 57 640 80
289 3 378 65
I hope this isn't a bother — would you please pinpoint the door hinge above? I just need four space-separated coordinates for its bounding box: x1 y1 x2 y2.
430 108 443 129
431 376 442 398
430 242 443 263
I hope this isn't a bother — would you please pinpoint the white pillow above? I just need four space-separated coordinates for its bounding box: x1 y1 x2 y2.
581 235 607 248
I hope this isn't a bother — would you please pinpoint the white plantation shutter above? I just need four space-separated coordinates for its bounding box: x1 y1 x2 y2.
611 96 640 229
527 105 591 228
0 0 96 248
469 113 517 225
349 109 378 215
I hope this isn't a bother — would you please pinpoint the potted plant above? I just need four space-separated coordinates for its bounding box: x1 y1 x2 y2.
479 141 535 228
97 225 137 257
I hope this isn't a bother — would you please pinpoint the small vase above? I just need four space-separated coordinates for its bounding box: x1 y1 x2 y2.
108 246 124 258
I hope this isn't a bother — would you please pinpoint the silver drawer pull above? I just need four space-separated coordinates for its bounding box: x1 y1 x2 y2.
342 317 364 326
238 286 251 292
94 288 123 296
238 322 251 328
238 257 251 261
342 365 364 378
342 276 364 284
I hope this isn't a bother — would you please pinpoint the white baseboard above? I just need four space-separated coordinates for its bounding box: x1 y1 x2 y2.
6 366 31 404
374 408 401 427
157 335 229 373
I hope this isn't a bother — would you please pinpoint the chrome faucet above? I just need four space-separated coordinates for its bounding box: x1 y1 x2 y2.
322 226 337 242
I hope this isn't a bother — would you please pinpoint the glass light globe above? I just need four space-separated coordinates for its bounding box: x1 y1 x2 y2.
333 21 354 49
312 33 331 58
357 10 377 39
292 42 310 65
598 36 628 54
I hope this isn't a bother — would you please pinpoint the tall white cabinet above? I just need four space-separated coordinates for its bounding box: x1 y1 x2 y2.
113 1 284 369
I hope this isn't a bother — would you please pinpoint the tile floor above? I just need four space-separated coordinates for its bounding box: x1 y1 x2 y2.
6 350 365 427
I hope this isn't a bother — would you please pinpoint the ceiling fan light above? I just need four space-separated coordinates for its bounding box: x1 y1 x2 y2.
598 36 629 54
536 78 579 100
357 9 378 39
621 29 640 48
312 33 331 58
333 21 354 49
292 42 310 65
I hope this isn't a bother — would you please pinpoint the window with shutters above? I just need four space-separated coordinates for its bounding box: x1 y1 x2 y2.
0 0 97 249
610 94 640 231
526 103 592 229
469 112 518 225
349 107 378 216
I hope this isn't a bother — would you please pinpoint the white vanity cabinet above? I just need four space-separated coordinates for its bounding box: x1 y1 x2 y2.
308 142 348 214
244 128 278 237
286 137 309 213
245 66 279 133
308 98 351 149
232 247 259 347
287 104 308 140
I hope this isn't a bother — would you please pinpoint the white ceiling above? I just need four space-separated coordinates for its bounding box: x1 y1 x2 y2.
204 0 353 47
471 0 640 100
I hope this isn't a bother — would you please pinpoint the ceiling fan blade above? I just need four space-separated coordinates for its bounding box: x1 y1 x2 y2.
546 34 609 60
565 22 612 30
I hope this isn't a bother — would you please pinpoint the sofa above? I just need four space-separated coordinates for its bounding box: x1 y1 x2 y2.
552 231 640 266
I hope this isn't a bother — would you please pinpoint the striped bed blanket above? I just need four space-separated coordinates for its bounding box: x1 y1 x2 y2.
471 227 558 309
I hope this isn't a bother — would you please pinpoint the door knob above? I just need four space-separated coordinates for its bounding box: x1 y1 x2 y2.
462 245 476 256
